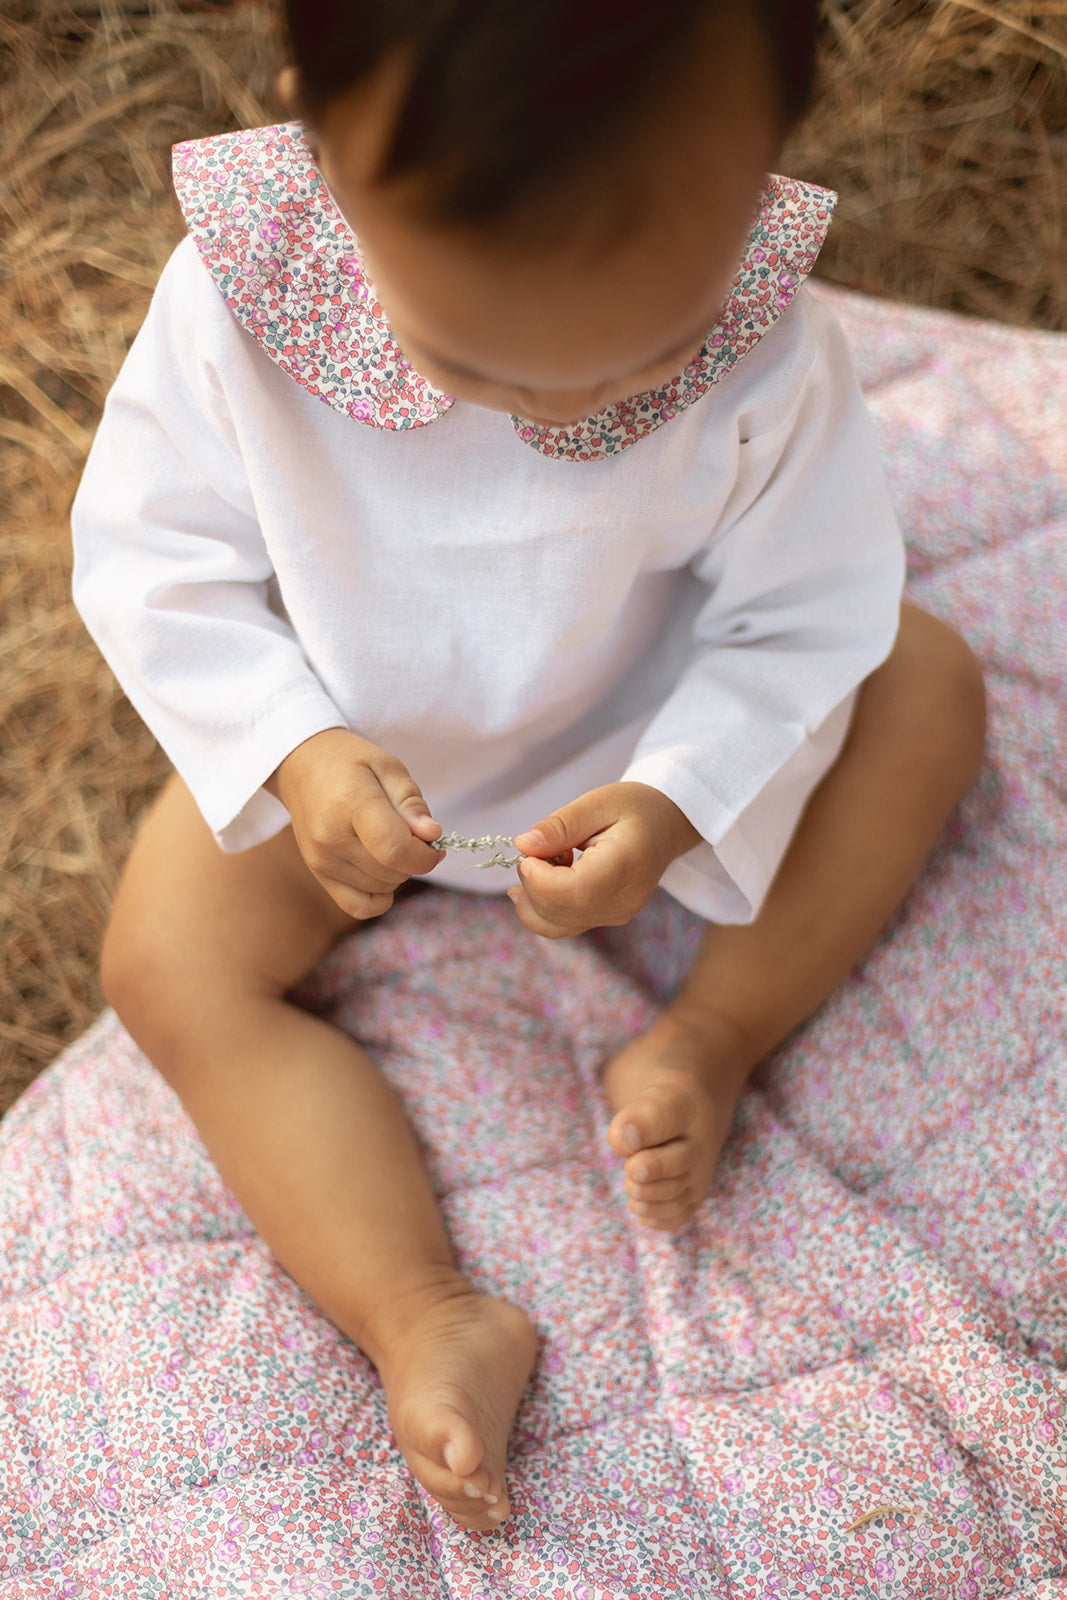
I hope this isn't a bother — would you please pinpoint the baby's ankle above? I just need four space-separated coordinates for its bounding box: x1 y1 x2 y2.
653 999 753 1085
349 1262 477 1372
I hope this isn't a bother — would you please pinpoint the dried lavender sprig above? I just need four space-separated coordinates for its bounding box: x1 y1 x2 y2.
428 831 525 870
429 831 517 854
473 850 525 870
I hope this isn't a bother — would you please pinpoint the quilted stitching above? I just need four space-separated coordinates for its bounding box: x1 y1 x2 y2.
2 290 1066 1597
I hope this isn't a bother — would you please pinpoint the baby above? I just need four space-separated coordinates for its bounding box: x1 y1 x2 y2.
71 0 985 1532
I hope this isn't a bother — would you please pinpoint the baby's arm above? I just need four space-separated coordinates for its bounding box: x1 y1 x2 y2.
509 782 700 938
265 727 445 918
511 295 908 941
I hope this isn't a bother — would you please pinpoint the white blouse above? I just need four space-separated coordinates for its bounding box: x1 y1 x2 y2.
71 225 904 924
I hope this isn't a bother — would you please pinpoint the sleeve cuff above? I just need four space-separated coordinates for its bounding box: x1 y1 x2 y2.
623 691 857 925
192 691 350 852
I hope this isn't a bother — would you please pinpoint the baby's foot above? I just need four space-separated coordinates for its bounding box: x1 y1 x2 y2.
602 1009 751 1231
372 1278 538 1532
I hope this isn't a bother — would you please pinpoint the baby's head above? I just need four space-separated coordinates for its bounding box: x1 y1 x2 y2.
279 1 818 425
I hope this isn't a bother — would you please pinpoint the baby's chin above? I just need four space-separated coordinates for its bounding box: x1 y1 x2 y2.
454 389 610 428
503 401 604 427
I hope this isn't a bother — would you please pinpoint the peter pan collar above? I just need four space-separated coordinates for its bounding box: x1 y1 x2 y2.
173 121 835 463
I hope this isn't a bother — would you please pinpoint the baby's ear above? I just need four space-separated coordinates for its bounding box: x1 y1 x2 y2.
274 65 303 117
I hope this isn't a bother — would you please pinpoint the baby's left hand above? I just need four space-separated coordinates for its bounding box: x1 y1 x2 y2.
509 782 701 939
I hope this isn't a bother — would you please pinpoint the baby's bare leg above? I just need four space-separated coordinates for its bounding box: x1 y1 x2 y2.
603 604 988 1229
101 776 536 1529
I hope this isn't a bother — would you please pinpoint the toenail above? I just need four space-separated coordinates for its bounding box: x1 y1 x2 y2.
488 1508 506 1522
463 1482 481 1498
622 1123 641 1153
482 1492 498 1505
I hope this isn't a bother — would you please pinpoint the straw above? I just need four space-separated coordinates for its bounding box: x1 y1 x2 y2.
0 0 1063 1113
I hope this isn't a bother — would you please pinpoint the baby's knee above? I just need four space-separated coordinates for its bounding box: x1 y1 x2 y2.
100 897 258 1079
894 605 987 780
101 901 157 1023
100 902 188 1071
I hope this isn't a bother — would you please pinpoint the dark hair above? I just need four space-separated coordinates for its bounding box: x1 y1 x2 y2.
282 0 819 229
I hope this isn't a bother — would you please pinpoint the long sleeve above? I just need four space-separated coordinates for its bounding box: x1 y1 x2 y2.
72 235 902 895
71 243 348 850
621 292 906 909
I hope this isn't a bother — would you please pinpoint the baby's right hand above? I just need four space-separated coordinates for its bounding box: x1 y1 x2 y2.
266 728 444 918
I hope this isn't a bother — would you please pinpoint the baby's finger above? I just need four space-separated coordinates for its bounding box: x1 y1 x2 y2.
369 753 442 845
318 875 395 921
507 884 581 941
519 839 620 912
349 773 442 875
301 828 407 894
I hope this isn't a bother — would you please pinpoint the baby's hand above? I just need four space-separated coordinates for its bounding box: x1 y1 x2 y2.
267 728 443 918
509 782 701 940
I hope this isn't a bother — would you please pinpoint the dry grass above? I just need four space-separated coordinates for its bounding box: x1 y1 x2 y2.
1 0 1064 1116
786 0 1067 329
1 0 284 1111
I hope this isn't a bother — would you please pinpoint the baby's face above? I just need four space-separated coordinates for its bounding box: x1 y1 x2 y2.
296 9 782 427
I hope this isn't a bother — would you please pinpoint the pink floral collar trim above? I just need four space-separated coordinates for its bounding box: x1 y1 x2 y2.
173 122 836 463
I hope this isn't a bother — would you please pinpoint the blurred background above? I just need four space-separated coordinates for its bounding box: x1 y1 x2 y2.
1 0 1065 1114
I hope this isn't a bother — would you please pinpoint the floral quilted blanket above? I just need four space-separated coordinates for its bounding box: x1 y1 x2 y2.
2 286 1066 1598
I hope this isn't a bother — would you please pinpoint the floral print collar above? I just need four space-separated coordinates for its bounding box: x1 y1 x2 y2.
173 121 836 463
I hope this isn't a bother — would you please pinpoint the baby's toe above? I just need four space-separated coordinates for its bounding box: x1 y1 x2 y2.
438 1489 506 1532
626 1167 690 1204
631 1191 697 1231
415 1449 506 1529
609 1083 694 1157
625 1138 691 1186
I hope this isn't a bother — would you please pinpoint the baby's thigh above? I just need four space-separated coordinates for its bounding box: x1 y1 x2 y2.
101 772 357 1038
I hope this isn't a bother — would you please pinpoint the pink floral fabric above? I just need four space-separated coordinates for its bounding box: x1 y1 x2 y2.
3 291 1067 1596
171 121 836 462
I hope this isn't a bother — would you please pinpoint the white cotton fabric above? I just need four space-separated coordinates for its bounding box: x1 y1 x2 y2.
71 237 904 924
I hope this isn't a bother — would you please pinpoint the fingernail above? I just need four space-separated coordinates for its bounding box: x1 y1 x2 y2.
622 1123 641 1153
444 1443 457 1473
516 829 543 847
633 1162 650 1182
